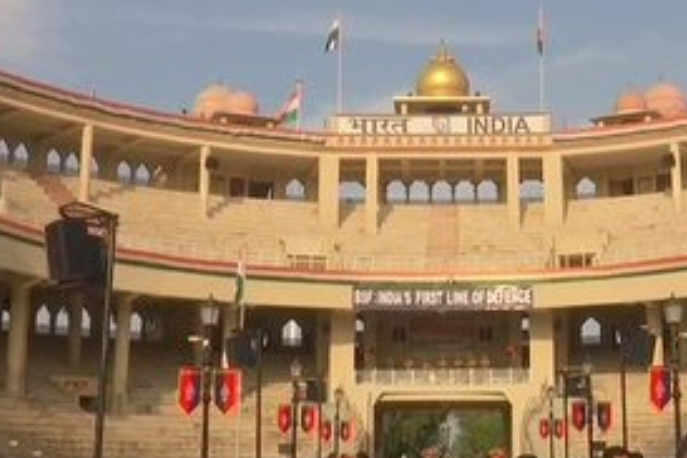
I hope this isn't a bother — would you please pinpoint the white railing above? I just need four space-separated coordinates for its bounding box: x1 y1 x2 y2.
356 367 530 386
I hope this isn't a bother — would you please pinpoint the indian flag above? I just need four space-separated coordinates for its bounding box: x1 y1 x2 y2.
536 7 545 56
324 20 340 53
277 82 303 128
234 260 246 306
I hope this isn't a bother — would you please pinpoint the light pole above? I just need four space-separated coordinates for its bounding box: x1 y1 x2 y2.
333 387 345 458
582 362 594 458
664 295 683 458
546 385 556 458
291 359 303 458
199 298 220 458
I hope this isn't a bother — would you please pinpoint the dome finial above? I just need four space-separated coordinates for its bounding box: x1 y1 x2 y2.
415 42 469 97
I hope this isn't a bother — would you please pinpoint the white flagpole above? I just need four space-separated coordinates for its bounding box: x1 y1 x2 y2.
337 17 344 114
538 6 546 112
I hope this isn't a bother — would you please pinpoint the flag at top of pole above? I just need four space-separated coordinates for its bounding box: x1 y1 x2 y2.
324 19 341 53
536 6 545 56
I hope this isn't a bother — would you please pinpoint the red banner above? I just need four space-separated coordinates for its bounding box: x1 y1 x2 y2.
650 365 671 411
301 405 316 433
278 404 292 434
596 401 612 432
539 418 550 438
554 419 566 439
321 420 332 442
214 369 242 414
340 420 355 442
178 367 201 415
571 401 587 431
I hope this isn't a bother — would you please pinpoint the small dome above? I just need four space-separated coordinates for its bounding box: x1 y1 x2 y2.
614 90 646 114
645 82 687 119
226 91 259 115
416 43 470 97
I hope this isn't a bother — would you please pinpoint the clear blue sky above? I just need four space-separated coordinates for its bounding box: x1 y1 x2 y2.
2 0 687 130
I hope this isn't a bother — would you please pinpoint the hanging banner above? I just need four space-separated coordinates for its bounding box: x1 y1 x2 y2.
571 401 587 431
596 401 612 432
554 419 566 439
177 367 201 415
539 418 550 438
278 404 292 434
301 405 316 433
650 365 671 411
340 420 355 442
321 420 333 442
214 369 242 415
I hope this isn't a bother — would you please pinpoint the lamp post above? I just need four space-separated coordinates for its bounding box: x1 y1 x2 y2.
582 362 594 458
290 359 303 458
546 385 556 458
199 298 220 458
333 387 345 458
664 295 683 458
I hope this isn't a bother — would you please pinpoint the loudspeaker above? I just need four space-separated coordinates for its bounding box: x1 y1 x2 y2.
44 218 103 285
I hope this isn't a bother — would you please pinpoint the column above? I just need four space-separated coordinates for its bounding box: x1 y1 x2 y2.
506 155 521 228
328 311 356 389
528 309 556 383
670 143 683 213
645 302 664 365
5 280 33 396
78 123 94 202
317 155 340 228
67 294 85 368
543 154 565 226
112 296 135 413
199 145 211 218
365 156 379 235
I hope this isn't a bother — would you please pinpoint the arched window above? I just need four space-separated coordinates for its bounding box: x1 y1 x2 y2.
65 153 80 176
46 149 62 173
81 308 92 337
117 161 132 184
386 180 407 204
0 140 9 164
431 180 453 203
13 144 29 169
1 307 9 332
476 180 498 202
576 177 597 199
285 179 306 200
455 180 476 203
340 181 365 203
35 304 51 335
580 317 601 346
408 180 429 203
281 319 303 348
520 179 544 202
134 164 151 185
131 312 143 341
90 157 100 178
55 306 69 336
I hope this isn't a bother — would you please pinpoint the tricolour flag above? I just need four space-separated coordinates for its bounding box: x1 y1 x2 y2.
536 7 545 56
324 20 341 53
277 83 303 128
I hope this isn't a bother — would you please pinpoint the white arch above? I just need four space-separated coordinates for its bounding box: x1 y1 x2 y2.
431 180 453 203
35 304 51 334
408 180 429 203
281 319 303 347
46 149 62 173
117 161 132 184
580 317 601 345
476 180 498 202
340 181 365 203
455 180 476 202
65 153 80 176
576 177 597 199
285 178 306 200
386 180 407 203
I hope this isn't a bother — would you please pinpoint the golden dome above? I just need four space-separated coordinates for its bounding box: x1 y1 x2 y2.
416 43 470 97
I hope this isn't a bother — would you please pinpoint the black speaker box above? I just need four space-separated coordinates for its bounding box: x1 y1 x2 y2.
44 218 103 285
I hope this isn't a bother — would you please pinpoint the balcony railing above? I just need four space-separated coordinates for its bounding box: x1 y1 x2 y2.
356 367 530 386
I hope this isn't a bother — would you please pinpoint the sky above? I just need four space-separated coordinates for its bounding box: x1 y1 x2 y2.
1 0 687 131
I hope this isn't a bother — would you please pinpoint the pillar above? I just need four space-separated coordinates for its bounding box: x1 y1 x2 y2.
199 145 211 218
112 296 135 413
5 280 33 396
318 155 340 228
529 309 556 383
67 294 85 368
365 156 379 235
507 155 521 228
543 154 565 226
670 142 683 213
78 123 94 202
645 302 665 365
328 311 356 390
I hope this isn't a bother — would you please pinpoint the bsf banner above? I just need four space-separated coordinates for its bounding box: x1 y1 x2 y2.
554 419 566 439
596 401 612 432
571 401 587 431
178 367 201 415
301 405 318 434
321 420 333 442
214 369 242 415
539 418 550 438
650 365 671 411
278 404 292 434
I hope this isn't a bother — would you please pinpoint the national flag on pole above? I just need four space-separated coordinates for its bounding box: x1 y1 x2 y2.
536 7 545 56
324 20 341 53
234 260 245 306
277 82 303 128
